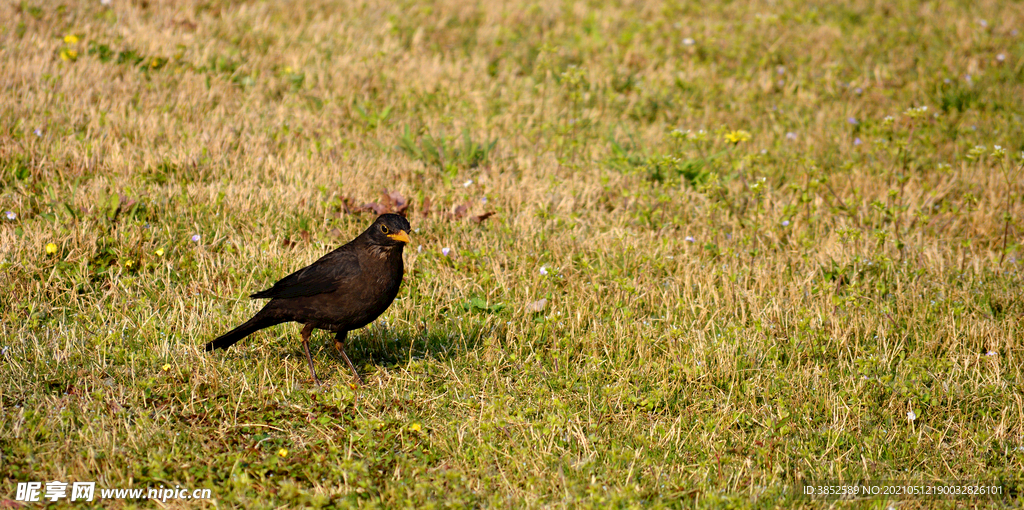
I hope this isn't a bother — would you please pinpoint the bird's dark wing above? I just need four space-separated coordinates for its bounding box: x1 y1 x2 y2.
250 249 361 299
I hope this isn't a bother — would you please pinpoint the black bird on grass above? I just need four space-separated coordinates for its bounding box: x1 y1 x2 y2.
205 213 412 385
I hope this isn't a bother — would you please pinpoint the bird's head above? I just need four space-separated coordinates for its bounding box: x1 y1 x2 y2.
366 213 412 248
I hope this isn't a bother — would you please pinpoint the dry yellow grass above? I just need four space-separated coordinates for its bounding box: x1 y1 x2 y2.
2 0 1023 507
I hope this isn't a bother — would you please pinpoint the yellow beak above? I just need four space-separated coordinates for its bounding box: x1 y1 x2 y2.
388 230 411 244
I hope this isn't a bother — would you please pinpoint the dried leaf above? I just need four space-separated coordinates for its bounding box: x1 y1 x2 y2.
173 19 198 32
359 202 388 215
420 196 432 218
453 203 469 219
337 196 360 214
525 298 548 313
283 231 311 247
471 211 496 223
120 194 137 209
382 189 409 214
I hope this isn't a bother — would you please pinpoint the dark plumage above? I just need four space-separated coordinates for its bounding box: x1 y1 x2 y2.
206 214 411 384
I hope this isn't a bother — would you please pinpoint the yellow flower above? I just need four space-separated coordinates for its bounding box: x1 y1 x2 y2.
155 248 165 257
124 260 134 269
45 243 58 255
724 130 752 144
64 34 79 44
60 49 78 62
277 448 288 457
409 422 422 432
162 363 171 372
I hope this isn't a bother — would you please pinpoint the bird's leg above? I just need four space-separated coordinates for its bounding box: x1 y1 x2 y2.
300 323 321 385
334 330 363 385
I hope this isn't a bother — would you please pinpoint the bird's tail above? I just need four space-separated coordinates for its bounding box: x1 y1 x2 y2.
205 311 283 352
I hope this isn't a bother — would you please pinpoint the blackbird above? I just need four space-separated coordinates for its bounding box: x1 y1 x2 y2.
205 213 411 384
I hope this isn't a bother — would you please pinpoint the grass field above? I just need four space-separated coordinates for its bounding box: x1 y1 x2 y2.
2 0 1024 507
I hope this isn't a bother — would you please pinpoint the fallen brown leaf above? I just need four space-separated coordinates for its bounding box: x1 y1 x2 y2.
381 189 409 215
359 202 388 215
420 196 432 218
336 196 360 215
282 230 311 247
471 211 496 223
525 298 548 313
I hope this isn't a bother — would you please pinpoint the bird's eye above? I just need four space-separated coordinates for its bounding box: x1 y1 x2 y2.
380 225 390 234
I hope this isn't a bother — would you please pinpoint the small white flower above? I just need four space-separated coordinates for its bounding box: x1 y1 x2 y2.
417 245 422 253
441 247 451 256
191 234 201 242
785 132 797 140
539 266 548 276
34 129 42 137
996 54 1006 62
986 351 997 356
782 220 790 227
684 236 695 243
462 179 473 187
682 38 695 46
907 410 917 421
4 211 15 220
